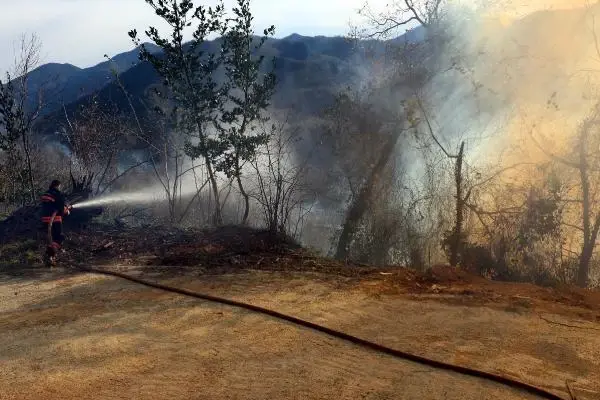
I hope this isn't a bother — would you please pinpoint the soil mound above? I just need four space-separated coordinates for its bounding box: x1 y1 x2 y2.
418 264 481 285
158 226 301 266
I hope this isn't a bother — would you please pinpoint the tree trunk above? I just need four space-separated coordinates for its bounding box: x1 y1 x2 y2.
268 174 284 234
577 243 593 288
577 129 593 288
205 157 222 226
335 130 402 261
236 173 250 225
449 142 465 267
234 153 250 225
21 132 36 203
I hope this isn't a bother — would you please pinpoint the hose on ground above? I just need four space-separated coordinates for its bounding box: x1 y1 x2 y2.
77 265 566 400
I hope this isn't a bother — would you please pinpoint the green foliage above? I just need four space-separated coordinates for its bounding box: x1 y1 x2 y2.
128 0 278 225
0 74 22 152
216 0 277 179
128 0 227 160
129 0 277 178
516 180 562 251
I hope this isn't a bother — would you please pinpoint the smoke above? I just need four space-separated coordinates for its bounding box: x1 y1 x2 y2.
386 0 600 271
480 0 592 22
74 1 600 253
419 1 600 170
328 0 600 264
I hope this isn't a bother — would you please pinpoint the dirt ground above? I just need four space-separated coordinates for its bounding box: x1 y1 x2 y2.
1 266 600 400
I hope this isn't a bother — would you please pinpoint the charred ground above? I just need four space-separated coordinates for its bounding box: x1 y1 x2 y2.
1 219 599 327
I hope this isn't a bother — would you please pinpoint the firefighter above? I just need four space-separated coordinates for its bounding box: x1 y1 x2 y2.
40 180 72 266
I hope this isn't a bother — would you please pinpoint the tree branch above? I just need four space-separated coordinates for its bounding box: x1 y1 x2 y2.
98 160 149 196
528 125 579 168
415 95 456 158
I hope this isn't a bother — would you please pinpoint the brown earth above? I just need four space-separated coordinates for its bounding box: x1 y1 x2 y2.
1 263 600 400
2 226 600 399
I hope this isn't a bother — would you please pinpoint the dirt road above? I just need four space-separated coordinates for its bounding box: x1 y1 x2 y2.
1 267 599 399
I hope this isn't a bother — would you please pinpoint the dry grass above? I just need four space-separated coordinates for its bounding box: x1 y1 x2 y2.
2 225 600 398
1 267 600 400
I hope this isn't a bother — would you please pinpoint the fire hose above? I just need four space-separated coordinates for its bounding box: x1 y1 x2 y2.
77 265 566 400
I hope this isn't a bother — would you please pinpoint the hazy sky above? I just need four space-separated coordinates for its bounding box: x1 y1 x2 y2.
0 0 388 74
1 0 588 75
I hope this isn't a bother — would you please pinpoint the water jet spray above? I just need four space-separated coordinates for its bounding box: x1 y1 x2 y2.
71 188 167 209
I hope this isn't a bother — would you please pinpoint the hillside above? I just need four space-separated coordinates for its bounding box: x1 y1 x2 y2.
22 43 161 119
16 1 600 138
28 30 425 138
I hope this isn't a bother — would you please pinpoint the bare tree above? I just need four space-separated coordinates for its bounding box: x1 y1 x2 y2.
138 93 211 225
347 159 422 266
329 0 451 263
358 0 510 269
250 117 314 236
61 96 133 196
104 55 214 225
358 0 444 38
529 103 600 287
0 33 44 203
317 89 410 261
411 94 471 267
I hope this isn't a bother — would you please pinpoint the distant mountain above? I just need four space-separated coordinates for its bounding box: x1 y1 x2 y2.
23 43 161 117
29 30 424 138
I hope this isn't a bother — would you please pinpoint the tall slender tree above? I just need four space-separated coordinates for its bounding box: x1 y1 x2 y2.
217 0 276 225
129 0 227 225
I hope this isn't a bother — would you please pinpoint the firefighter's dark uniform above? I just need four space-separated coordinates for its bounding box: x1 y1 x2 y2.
40 188 70 261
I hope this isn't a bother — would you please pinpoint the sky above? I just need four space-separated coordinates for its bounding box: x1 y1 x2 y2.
0 0 388 74
0 0 591 75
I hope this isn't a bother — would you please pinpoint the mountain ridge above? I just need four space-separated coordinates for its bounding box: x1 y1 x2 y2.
31 30 425 138
22 42 161 118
